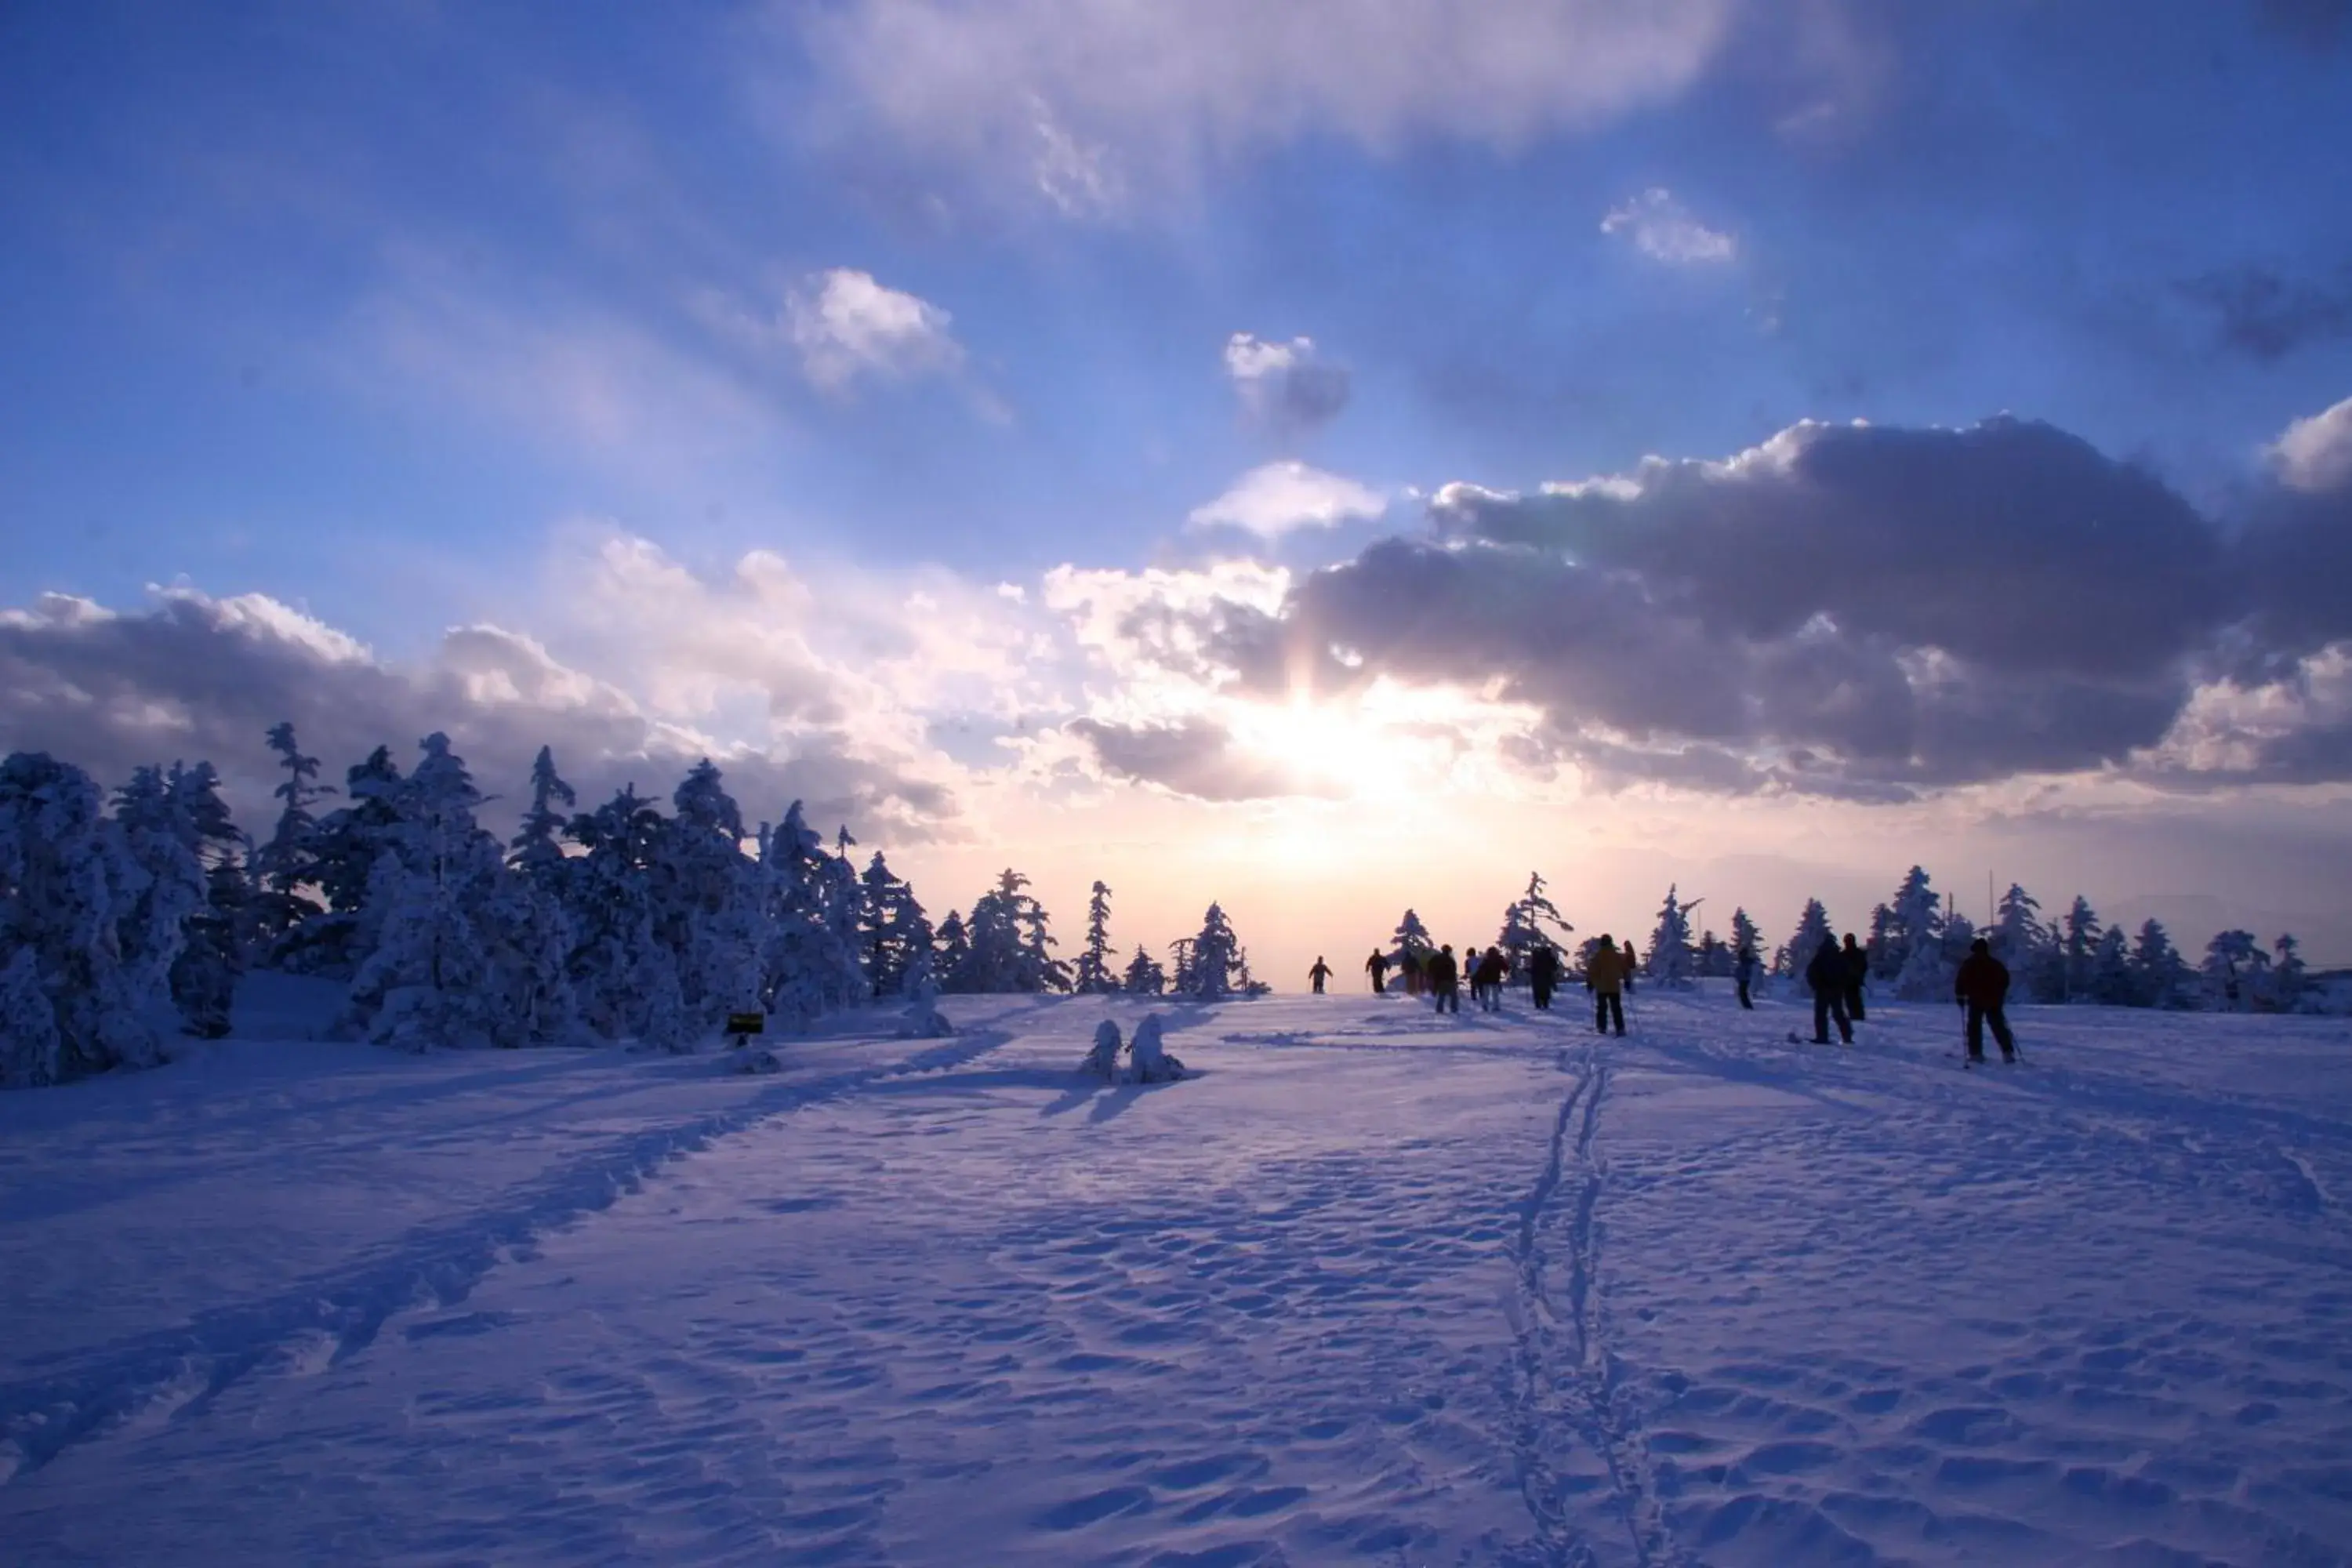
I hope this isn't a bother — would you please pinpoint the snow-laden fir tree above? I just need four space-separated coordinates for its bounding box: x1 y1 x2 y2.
2130 918 2190 1009
1073 880 1118 994
954 869 1069 993
1886 866 1947 1000
510 745 576 897
1784 898 1833 988
2060 895 2103 1004
251 720 332 956
285 743 408 977
896 938 953 1038
1184 903 1246 999
1497 873 1570 971
1082 1018 1124 1080
858 851 932 999
1989 884 2047 993
1 753 169 1086
648 761 768 1036
933 909 972 989
107 765 209 1042
1389 908 1435 968
1167 936 1196 993
2201 930 2267 1010
563 782 672 1041
1730 906 1762 966
1696 930 1730 976
2089 924 2134 1006
754 802 833 1026
1129 1013 1186 1083
1122 942 1167 995
1645 884 1698 988
2268 934 2308 1011
816 826 873 1008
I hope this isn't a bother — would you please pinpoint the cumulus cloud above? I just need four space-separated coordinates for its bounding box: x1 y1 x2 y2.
1062 408 2352 800
1062 716 1317 802
1600 187 1736 265
787 0 1737 215
0 546 982 844
1188 462 1388 539
2270 394 2352 493
1224 333 1352 437
784 267 965 394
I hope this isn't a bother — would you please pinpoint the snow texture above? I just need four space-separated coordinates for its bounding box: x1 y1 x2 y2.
4 982 2351 1565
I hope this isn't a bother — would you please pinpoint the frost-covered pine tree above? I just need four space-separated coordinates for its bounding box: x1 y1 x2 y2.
858 851 931 999
896 939 953 1039
562 783 667 1040
1696 930 1729 977
1864 903 1899 982
753 801 832 1025
1886 867 1947 1000
2 753 170 1086
1166 936 1196 993
2268 934 2307 1011
1073 880 1118 994
1129 1013 1186 1083
1082 1018 1124 1080
958 869 1069 993
2089 924 2133 1006
108 765 209 1043
285 743 409 977
1781 899 1832 990
816 826 873 1007
1730 907 1762 966
510 745 576 895
647 760 767 1039
1389 908 1435 967
932 909 972 992
1497 873 1570 971
2060 896 2103 1004
1122 942 1167 995
1989 884 2047 995
2129 918 2189 1009
1183 903 1248 999
1645 884 1697 988
2201 929 2267 1011
252 720 333 956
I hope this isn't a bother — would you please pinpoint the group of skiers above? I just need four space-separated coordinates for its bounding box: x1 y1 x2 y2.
1320 928 2021 1060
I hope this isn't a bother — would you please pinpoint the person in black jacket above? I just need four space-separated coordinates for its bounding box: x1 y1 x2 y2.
1528 944 1560 1011
1841 932 1869 1023
1804 933 1853 1044
1308 956 1333 994
1364 949 1389 994
1733 942 1758 1010
1953 937 2017 1062
1429 944 1461 1014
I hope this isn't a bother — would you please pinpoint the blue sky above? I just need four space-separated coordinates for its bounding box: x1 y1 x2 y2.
6 1 2352 968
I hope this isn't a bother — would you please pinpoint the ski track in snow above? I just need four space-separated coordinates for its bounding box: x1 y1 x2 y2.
6 990 2352 1564
0 1025 1013 1486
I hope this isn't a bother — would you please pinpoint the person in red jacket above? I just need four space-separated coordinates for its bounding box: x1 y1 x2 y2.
1954 937 2018 1063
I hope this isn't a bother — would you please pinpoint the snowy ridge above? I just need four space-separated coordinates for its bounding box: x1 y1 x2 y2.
0 1025 1010 1486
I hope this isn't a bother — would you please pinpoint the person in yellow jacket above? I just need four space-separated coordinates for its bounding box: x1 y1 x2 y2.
1584 933 1630 1037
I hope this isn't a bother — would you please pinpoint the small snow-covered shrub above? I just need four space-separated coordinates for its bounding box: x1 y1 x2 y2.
1082 1019 1124 1079
1130 1014 1186 1083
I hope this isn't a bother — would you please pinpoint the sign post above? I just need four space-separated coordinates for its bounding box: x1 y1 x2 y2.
726 1011 766 1048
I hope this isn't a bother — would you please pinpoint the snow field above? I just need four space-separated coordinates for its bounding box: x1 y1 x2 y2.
3 984 2351 1565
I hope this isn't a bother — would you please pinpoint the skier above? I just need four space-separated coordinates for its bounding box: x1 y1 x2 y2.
1429 944 1461 1014
1585 935 1629 1037
1805 932 1853 1044
1364 949 1389 994
1528 944 1561 1011
1622 943 1638 995
1954 937 2018 1063
1842 932 1869 1023
1472 946 1507 1011
1308 956 1333 995
1733 942 1757 1010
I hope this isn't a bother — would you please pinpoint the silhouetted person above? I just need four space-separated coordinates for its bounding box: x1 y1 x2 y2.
1622 943 1638 995
1365 949 1389 994
1733 943 1757 1010
1841 933 1869 1022
1430 944 1461 1014
1954 936 2018 1063
1528 944 1561 1011
1472 946 1507 1011
1308 955 1332 995
1402 949 1425 997
1806 933 1853 1044
1586 935 1629 1037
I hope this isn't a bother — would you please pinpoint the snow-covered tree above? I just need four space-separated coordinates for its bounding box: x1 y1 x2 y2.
933 909 972 989
1 753 167 1086
896 940 953 1038
858 851 932 999
510 745 576 893
1074 880 1118 994
1082 1018 1124 1080
1184 903 1247 999
1784 898 1832 988
2060 896 2103 1003
2201 929 2267 1011
1167 936 1196 993
1129 1013 1186 1083
2267 933 2307 1011
955 869 1069 993
563 783 670 1041
1730 907 1762 966
1123 943 1166 995
283 743 408 977
1497 873 1571 970
1645 884 1698 988
1989 884 2048 996
753 801 833 1026
251 720 332 953
1864 903 1899 982
2088 924 2133 1006
1886 867 1946 1000
2129 919 2190 1009
108 766 209 1042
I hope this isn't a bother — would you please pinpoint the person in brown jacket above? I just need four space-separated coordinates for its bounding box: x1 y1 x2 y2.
1584 935 1629 1037
1953 937 2017 1063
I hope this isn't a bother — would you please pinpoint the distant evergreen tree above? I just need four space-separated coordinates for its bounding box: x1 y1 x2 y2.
1074 880 1118 994
2201 929 2267 1011
284 744 408 978
1167 936 1196 993
1388 908 1435 967
510 745 576 894
1497 873 1570 972
858 851 931 998
2089 924 2134 1005
954 869 1069 993
1645 884 1697 988
1730 907 1762 967
1122 942 1167 995
1184 903 1247 999
933 909 972 989
252 721 332 954
1886 867 1946 1000
2129 918 2190 1009
164 762 247 1036
1783 898 1832 987
2060 895 2103 1003
564 783 672 1041
2267 934 2307 1011
109 766 210 1042
1990 884 2048 996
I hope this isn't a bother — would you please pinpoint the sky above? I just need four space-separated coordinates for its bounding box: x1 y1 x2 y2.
5 0 2352 980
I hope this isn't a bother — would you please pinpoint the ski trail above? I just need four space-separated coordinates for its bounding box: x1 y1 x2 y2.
1504 1038 1682 1568
0 1028 1007 1486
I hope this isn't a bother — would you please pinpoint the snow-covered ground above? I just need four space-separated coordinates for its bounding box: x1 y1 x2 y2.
5 982 2352 1566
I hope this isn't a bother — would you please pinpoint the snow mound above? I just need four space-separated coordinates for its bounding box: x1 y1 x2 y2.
1129 1013 1186 1083
1081 1018 1124 1079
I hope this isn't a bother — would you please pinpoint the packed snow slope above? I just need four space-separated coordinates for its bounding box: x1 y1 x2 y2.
5 981 2352 1566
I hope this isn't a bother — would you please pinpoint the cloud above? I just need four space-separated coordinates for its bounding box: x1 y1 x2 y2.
784 267 966 394
2270 393 2352 493
1600 187 1736 265
786 0 1737 216
2177 265 2352 362
1062 717 1316 801
1188 463 1388 539
0 549 978 844
1224 333 1352 437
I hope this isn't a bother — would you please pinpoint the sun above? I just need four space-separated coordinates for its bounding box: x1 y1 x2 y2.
1226 697 1419 802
